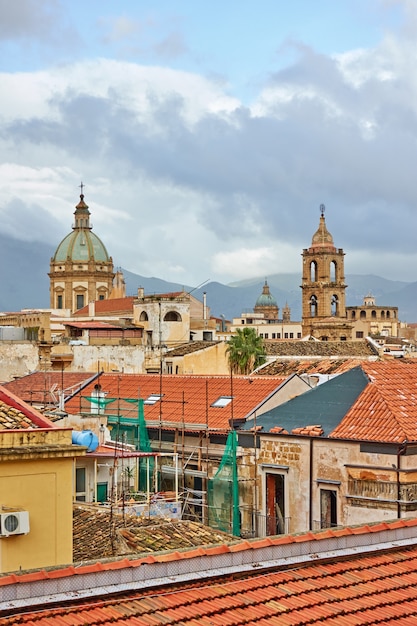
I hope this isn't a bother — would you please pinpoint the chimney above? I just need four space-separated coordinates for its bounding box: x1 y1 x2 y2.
203 292 207 321
88 301 95 317
137 287 144 299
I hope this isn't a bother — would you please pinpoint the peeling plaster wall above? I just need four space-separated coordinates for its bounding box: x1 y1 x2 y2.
0 343 39 382
69 345 145 373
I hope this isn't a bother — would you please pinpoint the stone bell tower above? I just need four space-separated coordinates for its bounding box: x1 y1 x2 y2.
301 205 351 340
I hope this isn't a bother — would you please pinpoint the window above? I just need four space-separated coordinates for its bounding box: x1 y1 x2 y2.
76 294 84 310
277 333 281 339
211 396 233 408
264 333 269 339
76 467 86 502
164 311 181 322
320 489 337 528
272 333 276 339
289 333 294 339
310 261 317 282
331 294 339 316
140 311 149 321
259 333 264 338
310 295 318 317
57 294 63 309
371 310 377 319
297 333 301 339
241 320 245 324
330 260 337 282
360 310 366 319
99 295 105 301
351 310 356 319
166 361 173 374
356 331 364 339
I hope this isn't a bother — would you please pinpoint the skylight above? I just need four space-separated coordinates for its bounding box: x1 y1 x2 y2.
144 394 163 405
211 396 233 408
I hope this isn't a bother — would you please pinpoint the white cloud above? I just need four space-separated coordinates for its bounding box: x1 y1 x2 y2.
1 3 417 290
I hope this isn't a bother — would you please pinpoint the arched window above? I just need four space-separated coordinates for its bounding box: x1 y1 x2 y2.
139 311 148 321
310 261 317 282
351 310 356 319
360 310 366 319
330 260 337 282
386 310 391 319
381 311 385 319
371 310 377 319
164 311 182 322
310 295 318 317
331 294 339 316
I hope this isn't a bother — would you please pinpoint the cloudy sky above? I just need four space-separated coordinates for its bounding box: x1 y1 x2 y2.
0 0 416 288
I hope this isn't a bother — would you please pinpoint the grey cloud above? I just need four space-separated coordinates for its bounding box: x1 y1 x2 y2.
0 198 63 243
4 48 417 261
0 0 63 40
153 31 188 60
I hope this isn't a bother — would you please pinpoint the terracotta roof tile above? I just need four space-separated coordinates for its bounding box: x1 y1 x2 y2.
72 505 233 562
0 386 56 430
65 373 286 431
3 372 98 407
74 297 135 316
331 361 417 442
7 539 417 625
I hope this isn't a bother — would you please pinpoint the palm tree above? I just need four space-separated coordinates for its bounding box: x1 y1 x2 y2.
226 327 266 375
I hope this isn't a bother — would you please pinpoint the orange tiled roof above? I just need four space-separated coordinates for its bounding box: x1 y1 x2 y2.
4 518 417 624
3 372 98 406
73 505 232 562
64 373 286 430
74 296 135 316
256 357 369 376
331 360 417 442
0 386 56 430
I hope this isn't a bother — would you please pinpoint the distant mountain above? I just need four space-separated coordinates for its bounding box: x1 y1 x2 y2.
1 234 416 323
123 270 417 323
0 234 52 312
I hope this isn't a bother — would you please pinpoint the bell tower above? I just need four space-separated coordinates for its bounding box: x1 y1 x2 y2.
301 205 351 340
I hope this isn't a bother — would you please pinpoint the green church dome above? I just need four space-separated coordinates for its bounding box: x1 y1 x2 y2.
52 193 110 263
53 230 110 263
255 280 278 307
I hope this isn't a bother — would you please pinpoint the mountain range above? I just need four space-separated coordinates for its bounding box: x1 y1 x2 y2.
1 234 416 323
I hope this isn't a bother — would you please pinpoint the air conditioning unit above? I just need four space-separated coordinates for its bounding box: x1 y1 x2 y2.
0 511 30 537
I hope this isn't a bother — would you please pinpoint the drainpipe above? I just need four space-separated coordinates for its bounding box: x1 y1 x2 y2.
309 437 314 531
397 442 407 519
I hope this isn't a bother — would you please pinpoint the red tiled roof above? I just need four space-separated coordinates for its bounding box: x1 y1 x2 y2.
74 296 135 316
3 372 98 406
331 360 417 442
3 518 417 624
64 321 126 329
64 374 286 430
0 386 56 430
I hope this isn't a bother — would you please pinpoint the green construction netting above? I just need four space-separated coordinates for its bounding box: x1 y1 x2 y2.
136 398 155 491
207 430 240 536
84 396 117 410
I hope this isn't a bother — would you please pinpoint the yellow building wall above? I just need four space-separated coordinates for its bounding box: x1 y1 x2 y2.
0 456 73 573
0 429 79 574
